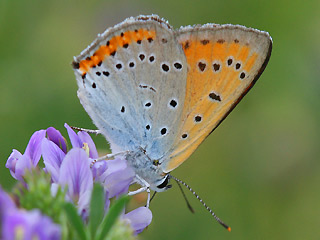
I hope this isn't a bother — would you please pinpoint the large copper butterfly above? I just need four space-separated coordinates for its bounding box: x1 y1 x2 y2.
72 14 272 229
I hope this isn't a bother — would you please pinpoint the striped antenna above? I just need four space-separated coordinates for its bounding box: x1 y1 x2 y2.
169 175 231 232
175 178 195 213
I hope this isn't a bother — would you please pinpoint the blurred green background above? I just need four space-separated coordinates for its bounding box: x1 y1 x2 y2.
1 0 319 239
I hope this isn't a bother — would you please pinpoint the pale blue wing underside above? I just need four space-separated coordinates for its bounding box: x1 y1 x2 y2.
73 16 187 159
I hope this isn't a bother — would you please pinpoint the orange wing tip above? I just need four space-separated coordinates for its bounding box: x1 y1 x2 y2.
227 227 231 232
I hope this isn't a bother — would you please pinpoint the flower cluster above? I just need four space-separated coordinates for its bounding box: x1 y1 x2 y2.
0 186 61 239
2 124 152 239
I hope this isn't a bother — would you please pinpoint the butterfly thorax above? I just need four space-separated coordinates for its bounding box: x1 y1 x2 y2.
125 149 170 192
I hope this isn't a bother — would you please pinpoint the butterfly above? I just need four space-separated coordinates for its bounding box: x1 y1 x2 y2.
72 14 272 198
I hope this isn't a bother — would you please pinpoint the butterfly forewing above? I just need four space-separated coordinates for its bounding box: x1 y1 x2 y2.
162 25 272 172
73 16 187 156
73 16 272 178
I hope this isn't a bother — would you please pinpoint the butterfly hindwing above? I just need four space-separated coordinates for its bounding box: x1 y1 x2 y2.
161 25 272 172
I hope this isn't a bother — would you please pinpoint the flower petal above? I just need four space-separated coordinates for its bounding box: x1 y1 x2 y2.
24 130 46 166
77 131 98 159
14 154 33 181
91 160 108 181
103 167 135 198
65 123 83 148
2 209 61 240
5 149 22 179
59 148 93 213
92 158 129 183
99 158 128 180
46 127 67 154
124 207 152 234
0 186 15 218
42 138 66 182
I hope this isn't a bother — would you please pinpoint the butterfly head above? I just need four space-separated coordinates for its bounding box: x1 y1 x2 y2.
154 174 172 192
125 149 172 192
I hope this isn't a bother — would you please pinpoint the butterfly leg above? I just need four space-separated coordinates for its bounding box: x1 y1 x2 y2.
146 188 151 208
128 175 151 208
128 187 151 208
90 151 129 166
71 126 102 135
128 186 148 196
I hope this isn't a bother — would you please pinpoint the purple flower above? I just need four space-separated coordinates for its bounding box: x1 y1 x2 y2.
92 158 135 198
5 125 153 235
65 123 98 159
6 150 22 180
0 187 15 219
3 210 61 240
58 148 93 217
91 158 135 213
46 127 67 154
41 138 66 183
124 207 153 234
0 187 61 240
6 130 46 181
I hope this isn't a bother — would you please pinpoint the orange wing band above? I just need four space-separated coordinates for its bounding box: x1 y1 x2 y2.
78 29 156 74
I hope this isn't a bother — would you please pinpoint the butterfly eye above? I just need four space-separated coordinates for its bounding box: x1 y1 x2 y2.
156 175 170 189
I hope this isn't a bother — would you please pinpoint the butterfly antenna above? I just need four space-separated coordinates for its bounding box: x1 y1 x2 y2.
169 175 231 232
70 126 101 135
174 178 195 213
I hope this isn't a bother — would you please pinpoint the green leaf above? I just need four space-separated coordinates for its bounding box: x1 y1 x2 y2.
89 184 105 239
95 195 130 240
105 220 135 240
15 169 67 223
64 202 87 240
